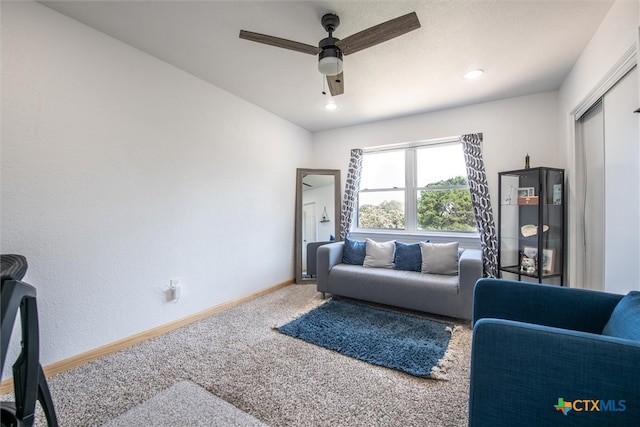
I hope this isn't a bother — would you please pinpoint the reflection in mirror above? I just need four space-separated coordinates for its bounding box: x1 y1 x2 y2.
295 168 341 284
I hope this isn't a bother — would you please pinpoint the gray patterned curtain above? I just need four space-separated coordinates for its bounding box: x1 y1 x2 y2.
340 149 363 240
460 133 498 277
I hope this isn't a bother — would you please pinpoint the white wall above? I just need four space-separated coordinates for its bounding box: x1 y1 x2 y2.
558 0 640 289
312 91 560 235
1 1 313 368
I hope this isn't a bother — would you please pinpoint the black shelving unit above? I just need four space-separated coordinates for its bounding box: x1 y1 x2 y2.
498 167 564 285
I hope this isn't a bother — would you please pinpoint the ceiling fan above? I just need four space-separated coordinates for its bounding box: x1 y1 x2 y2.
239 12 421 96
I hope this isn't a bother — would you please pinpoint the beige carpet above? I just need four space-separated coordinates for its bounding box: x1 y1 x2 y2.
102 380 267 426
4 285 472 426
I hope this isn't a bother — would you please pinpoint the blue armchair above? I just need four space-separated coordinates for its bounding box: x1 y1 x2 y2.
469 278 640 427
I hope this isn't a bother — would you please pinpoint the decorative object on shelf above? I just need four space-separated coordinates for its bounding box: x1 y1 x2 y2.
518 196 539 205
525 153 530 169
517 187 535 197
553 184 562 205
503 185 516 205
517 187 537 205
520 224 549 237
522 245 538 259
520 254 536 274
541 248 556 273
521 246 539 274
320 206 329 222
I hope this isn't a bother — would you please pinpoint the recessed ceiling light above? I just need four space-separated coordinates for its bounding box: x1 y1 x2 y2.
463 69 484 80
324 102 338 111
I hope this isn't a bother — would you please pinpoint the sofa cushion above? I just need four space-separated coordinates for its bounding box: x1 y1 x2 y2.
420 242 459 275
601 291 640 341
328 264 459 297
342 236 366 265
363 239 395 269
393 241 422 272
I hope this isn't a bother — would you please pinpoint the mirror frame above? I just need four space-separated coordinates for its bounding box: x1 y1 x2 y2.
295 168 341 284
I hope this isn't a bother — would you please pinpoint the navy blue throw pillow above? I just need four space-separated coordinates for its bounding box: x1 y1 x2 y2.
393 241 423 272
342 236 366 265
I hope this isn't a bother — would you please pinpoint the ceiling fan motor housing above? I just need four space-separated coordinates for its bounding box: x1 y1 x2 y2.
321 13 340 33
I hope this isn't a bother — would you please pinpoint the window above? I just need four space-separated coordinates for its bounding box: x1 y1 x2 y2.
358 151 405 229
357 139 477 234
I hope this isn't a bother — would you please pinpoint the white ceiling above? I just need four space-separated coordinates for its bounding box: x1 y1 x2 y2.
40 1 614 133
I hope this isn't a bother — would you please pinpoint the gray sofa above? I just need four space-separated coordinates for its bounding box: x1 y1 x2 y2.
316 241 483 320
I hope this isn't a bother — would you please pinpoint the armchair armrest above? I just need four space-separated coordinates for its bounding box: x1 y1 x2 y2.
317 242 344 293
473 278 622 334
469 319 640 427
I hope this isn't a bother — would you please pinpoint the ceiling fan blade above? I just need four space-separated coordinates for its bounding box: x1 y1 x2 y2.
336 12 420 55
327 72 344 96
239 30 321 55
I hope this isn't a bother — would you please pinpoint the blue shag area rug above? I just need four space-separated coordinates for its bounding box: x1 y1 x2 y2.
277 298 455 378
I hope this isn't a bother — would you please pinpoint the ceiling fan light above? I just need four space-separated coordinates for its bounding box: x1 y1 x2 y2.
318 45 343 76
463 69 484 80
318 56 343 76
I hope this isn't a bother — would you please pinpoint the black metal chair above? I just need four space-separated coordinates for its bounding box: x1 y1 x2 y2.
1 255 58 427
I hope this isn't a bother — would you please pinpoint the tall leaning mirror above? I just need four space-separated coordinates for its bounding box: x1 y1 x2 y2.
295 168 341 284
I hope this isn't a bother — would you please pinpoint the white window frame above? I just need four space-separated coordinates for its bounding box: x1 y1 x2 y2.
354 136 480 240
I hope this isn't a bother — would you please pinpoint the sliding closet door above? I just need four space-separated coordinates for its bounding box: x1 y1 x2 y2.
603 66 639 294
576 101 604 291
576 66 639 293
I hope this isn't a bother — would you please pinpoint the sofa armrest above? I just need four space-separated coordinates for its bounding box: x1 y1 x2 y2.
469 319 640 427
317 242 344 293
473 278 623 333
459 249 483 293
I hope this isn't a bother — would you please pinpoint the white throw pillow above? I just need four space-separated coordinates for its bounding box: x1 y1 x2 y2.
420 242 459 275
363 239 395 269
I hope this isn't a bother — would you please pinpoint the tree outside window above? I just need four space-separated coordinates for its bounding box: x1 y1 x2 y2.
417 176 476 231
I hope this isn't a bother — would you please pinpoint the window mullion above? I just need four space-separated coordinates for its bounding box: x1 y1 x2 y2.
405 148 417 232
